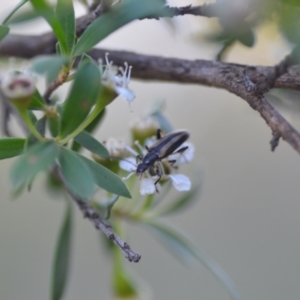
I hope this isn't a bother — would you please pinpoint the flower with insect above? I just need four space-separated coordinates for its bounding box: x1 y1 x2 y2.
119 130 194 195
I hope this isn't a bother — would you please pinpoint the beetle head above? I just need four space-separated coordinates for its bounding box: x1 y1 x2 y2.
136 162 148 175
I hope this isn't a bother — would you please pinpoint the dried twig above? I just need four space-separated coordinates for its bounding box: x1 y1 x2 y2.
54 167 141 263
145 3 218 19
1 9 300 155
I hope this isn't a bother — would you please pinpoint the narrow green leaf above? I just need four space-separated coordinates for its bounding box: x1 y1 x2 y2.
30 0 68 54
27 110 37 124
155 176 202 216
0 25 9 41
51 201 73 300
58 147 95 199
48 115 59 137
113 266 138 298
26 116 47 147
104 195 119 219
72 0 164 56
150 110 173 133
56 0 75 55
11 141 59 187
145 221 241 300
80 156 131 198
0 138 25 159
71 108 106 152
74 130 109 158
3 0 29 25
94 195 120 220
145 221 195 264
31 55 69 84
6 6 40 24
59 61 101 138
29 89 46 110
237 28 255 47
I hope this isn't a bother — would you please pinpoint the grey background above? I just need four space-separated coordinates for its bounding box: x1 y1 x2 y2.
1 1 300 299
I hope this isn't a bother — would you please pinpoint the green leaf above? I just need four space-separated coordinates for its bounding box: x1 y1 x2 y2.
145 221 241 300
237 28 255 47
59 60 101 138
94 195 120 220
51 201 73 300
74 130 109 158
30 0 69 54
154 182 201 217
58 147 95 199
72 0 164 56
113 266 138 298
71 108 106 152
6 6 40 24
11 141 59 187
31 55 69 84
3 0 29 25
26 116 47 147
29 89 46 110
80 156 131 198
0 138 25 159
0 25 9 41
48 115 59 138
56 0 75 55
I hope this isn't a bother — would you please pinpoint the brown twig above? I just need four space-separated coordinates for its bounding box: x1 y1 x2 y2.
1 9 300 155
145 3 218 19
54 166 141 263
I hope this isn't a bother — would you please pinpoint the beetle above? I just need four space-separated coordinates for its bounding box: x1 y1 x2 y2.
136 129 190 192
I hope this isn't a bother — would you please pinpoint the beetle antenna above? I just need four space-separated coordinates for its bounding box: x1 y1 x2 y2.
122 172 135 180
122 142 139 156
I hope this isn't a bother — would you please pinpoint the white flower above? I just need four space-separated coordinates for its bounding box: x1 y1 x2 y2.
104 137 127 158
168 142 195 166
100 54 136 104
140 178 159 195
169 174 191 191
118 138 193 195
119 157 136 172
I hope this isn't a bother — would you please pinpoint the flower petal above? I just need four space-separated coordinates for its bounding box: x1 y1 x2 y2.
168 142 195 166
140 178 156 195
169 174 191 191
119 157 136 172
115 86 136 102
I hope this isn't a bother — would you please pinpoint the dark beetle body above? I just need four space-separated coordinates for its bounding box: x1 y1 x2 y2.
136 130 190 175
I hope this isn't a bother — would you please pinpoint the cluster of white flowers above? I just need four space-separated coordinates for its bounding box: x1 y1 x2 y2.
119 139 194 195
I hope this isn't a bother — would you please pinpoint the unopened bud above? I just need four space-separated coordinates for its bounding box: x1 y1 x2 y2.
130 117 158 145
1 73 36 110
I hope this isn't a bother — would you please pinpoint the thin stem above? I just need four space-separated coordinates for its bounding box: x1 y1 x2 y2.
19 109 44 141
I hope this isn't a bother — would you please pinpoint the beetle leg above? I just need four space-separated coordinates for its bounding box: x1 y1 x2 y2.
154 167 162 193
173 146 188 155
168 146 189 166
153 161 165 193
168 159 177 166
156 128 163 140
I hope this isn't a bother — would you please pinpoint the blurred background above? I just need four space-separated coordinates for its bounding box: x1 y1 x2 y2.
1 0 300 299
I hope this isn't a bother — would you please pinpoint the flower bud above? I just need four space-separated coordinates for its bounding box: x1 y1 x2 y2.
1 73 36 110
130 117 158 145
92 137 130 173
